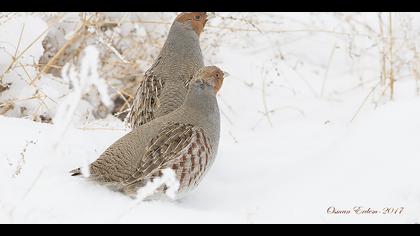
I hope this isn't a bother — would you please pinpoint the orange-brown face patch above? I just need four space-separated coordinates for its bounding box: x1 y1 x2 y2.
199 66 225 93
214 76 224 93
175 12 208 36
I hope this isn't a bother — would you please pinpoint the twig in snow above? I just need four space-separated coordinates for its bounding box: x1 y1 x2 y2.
77 127 127 132
14 140 35 178
220 109 234 126
30 14 95 85
320 42 337 97
388 12 395 100
0 16 63 83
261 70 273 127
97 36 130 64
350 81 382 123
13 24 26 60
271 105 306 117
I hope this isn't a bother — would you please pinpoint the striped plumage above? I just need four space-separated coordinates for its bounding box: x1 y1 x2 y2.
71 66 226 199
127 66 165 128
121 122 214 198
125 12 208 129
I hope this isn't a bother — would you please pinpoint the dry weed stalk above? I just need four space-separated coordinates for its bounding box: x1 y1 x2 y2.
343 12 420 121
388 13 395 100
0 16 63 83
34 13 172 120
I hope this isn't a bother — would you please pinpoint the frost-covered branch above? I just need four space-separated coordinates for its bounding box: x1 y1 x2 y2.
53 45 112 147
52 45 111 176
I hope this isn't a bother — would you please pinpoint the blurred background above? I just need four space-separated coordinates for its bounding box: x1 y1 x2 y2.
2 12 420 126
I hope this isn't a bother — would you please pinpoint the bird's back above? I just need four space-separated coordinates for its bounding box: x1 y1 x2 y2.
88 119 165 185
126 21 204 129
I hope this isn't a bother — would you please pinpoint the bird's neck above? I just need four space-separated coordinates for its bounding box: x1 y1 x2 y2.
181 88 220 142
160 22 203 67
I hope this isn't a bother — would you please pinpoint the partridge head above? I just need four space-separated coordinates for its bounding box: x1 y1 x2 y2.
175 12 209 36
190 65 226 93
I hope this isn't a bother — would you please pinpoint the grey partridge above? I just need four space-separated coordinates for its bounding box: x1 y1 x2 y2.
71 66 226 199
125 12 208 129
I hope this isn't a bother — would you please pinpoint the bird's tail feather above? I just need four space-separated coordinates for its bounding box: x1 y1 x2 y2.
70 168 82 176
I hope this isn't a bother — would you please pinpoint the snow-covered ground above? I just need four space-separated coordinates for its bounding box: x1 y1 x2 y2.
1 13 420 223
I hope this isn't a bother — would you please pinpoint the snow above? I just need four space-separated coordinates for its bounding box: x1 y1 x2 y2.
136 168 180 202
1 13 420 223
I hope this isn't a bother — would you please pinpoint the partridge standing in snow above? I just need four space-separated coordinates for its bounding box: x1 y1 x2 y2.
71 66 226 199
125 12 208 129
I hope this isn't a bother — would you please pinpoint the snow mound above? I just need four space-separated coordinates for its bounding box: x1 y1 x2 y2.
1 93 419 223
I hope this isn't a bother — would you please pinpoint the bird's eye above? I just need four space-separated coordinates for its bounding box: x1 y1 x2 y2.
215 73 219 78
194 15 201 20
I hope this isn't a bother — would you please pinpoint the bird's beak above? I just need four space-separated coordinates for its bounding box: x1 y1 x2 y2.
223 71 230 78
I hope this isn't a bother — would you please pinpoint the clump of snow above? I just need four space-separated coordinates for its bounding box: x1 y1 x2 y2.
136 168 180 201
